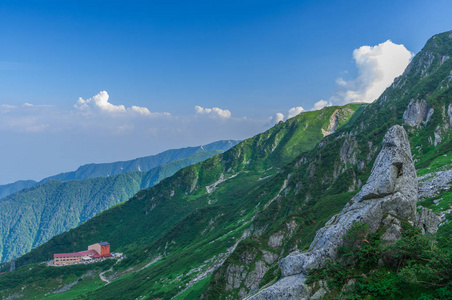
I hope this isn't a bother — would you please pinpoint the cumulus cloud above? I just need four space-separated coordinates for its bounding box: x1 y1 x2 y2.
195 105 231 119
130 106 151 116
332 40 413 104
271 106 304 124
287 106 305 119
75 91 164 117
312 100 333 111
273 112 285 123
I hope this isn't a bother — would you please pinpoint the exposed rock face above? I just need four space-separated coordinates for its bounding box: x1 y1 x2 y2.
268 232 284 248
246 274 310 300
448 104 452 126
381 214 403 242
415 207 441 234
247 125 421 299
403 99 429 127
322 109 340 137
244 260 269 292
418 170 452 199
434 125 443 146
226 265 247 291
339 135 358 166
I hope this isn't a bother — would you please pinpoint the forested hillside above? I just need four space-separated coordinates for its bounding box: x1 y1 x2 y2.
0 103 364 298
0 30 451 300
0 140 239 199
0 150 223 262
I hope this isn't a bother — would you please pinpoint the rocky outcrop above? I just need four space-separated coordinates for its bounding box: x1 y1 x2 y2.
321 109 340 137
247 125 423 299
418 170 452 199
226 265 247 291
247 274 310 300
268 232 284 248
448 104 452 126
339 135 358 166
403 99 429 127
434 125 443 146
415 207 441 234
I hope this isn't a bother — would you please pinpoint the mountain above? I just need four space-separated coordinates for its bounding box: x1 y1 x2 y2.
1 30 452 300
0 150 230 263
247 125 440 299
0 140 239 200
0 180 37 200
41 140 239 182
0 103 364 297
204 30 452 299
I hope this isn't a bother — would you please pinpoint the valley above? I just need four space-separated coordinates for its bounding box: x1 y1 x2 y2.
1 30 451 300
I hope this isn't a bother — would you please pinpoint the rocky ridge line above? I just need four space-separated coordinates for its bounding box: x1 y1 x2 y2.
247 125 440 299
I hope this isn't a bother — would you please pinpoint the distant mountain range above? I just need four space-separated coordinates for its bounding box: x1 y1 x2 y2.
0 140 239 262
0 140 239 199
1 31 452 300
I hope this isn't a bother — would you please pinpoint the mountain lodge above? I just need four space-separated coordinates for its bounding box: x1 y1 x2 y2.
53 242 111 265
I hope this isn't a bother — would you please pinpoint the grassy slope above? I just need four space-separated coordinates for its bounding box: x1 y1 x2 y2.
0 150 223 263
203 30 452 299
2 30 451 300
0 104 363 299
75 30 452 299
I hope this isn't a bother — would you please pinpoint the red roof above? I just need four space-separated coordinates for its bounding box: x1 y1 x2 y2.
92 253 112 258
54 250 97 258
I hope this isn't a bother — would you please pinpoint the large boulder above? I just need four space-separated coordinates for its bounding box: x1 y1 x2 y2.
246 125 422 300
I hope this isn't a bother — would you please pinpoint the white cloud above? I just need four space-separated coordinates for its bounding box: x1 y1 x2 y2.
3 116 49 133
75 91 165 117
271 106 304 124
273 112 284 124
130 105 151 116
271 106 305 124
76 91 126 114
312 100 333 111
115 124 135 134
22 103 54 109
0 104 17 113
195 105 231 119
333 40 413 104
287 106 304 119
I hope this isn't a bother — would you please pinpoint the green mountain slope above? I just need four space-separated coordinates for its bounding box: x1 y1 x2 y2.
0 150 223 263
1 30 451 300
0 140 239 200
42 140 239 182
0 103 364 299
204 30 452 299
0 180 37 199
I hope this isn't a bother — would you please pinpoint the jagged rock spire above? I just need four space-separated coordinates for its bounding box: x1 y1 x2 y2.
247 125 423 300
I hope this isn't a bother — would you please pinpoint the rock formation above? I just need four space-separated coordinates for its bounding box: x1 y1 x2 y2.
403 99 430 127
321 109 339 137
247 125 440 300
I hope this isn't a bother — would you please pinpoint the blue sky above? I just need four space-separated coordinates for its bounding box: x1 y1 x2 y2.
1 0 451 183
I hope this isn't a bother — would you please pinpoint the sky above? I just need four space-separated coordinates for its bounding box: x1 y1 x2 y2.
1 0 451 184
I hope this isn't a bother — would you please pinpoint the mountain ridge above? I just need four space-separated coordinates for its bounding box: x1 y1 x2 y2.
1 30 451 300
0 149 233 263
0 140 239 199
